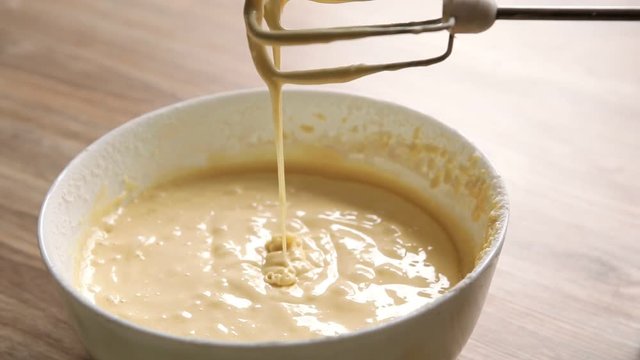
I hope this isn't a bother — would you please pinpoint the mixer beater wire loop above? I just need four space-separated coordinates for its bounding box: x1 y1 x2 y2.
244 0 640 84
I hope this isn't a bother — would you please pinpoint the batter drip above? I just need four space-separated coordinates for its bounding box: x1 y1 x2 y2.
246 0 384 286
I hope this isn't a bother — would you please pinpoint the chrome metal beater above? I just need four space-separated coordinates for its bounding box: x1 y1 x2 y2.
244 0 640 84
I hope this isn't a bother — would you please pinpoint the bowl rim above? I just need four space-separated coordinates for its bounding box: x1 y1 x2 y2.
38 87 510 349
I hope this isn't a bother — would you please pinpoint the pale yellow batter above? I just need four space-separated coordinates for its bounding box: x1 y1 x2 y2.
78 169 461 341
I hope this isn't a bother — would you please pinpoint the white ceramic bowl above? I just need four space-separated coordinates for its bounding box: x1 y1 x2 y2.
39 89 508 360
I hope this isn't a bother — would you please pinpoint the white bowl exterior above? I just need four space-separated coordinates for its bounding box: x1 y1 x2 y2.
39 90 508 360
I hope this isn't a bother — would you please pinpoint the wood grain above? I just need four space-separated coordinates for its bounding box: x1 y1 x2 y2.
1 0 638 359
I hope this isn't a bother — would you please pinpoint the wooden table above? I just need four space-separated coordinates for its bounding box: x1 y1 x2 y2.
1 1 638 359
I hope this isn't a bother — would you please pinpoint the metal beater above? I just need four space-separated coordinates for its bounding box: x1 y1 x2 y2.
244 0 640 85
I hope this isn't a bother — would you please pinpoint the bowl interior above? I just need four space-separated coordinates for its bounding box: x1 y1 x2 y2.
40 89 507 323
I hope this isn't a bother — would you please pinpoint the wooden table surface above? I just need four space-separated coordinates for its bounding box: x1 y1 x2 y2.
1 0 639 359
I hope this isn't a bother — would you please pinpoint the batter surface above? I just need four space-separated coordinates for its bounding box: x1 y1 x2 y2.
78 170 461 341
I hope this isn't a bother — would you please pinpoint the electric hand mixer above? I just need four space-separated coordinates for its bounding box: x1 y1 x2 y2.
244 0 640 85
